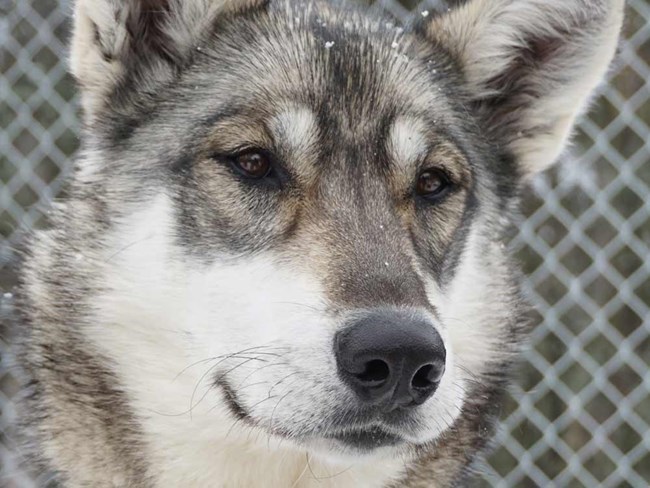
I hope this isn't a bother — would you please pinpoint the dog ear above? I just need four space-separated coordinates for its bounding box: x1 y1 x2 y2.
424 0 624 176
71 0 262 121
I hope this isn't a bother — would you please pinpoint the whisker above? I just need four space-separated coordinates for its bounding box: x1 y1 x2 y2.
268 390 293 437
174 347 282 381
272 301 323 313
290 457 311 488
177 345 284 408
105 234 155 263
305 453 320 483
267 375 303 443
247 394 279 411
452 380 475 396
225 415 246 440
186 353 275 418
456 364 482 383
234 360 288 390
237 380 269 392
268 371 300 396
311 463 354 481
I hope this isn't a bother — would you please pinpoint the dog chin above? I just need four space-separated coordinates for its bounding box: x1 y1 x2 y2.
301 434 408 464
312 426 413 455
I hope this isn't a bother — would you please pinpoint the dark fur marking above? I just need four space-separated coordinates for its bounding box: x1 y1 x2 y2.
216 378 250 422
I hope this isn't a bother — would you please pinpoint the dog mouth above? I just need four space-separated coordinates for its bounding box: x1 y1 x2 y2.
218 379 406 450
325 426 403 450
218 378 252 423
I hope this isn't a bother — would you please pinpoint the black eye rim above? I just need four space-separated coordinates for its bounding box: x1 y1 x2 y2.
415 167 454 202
210 147 280 181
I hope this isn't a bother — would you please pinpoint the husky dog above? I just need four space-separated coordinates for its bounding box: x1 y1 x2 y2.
14 0 623 486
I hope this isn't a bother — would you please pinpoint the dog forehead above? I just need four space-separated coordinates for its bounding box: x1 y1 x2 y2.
202 3 446 118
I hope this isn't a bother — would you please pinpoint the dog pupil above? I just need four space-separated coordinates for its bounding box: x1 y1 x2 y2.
239 153 268 176
418 171 442 195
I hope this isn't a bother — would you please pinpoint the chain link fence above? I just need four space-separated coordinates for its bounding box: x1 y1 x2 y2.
1 0 649 486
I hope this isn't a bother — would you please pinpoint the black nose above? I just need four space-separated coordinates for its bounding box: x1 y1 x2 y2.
334 309 446 410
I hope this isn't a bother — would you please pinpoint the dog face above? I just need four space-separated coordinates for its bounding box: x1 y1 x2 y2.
66 0 623 465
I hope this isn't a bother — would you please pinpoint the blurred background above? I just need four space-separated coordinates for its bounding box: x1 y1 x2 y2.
1 0 649 486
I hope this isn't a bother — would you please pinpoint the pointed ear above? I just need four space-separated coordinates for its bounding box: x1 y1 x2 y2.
70 0 260 121
425 0 624 176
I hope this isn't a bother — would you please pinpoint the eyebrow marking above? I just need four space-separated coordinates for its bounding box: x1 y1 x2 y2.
270 106 319 156
388 116 429 168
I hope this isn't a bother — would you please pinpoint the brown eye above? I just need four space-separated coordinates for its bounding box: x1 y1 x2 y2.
232 151 271 179
416 169 450 199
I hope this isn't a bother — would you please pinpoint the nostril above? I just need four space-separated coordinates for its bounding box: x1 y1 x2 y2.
355 359 390 386
411 362 445 389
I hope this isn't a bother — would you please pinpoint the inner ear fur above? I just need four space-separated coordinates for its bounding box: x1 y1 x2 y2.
71 0 264 122
425 0 625 175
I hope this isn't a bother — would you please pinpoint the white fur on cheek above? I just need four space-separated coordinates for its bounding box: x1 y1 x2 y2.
83 195 407 487
435 227 514 378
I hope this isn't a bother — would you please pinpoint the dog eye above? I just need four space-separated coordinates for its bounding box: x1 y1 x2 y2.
416 169 451 199
231 151 272 179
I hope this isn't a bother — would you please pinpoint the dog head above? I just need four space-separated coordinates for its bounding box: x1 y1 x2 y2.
67 0 623 463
